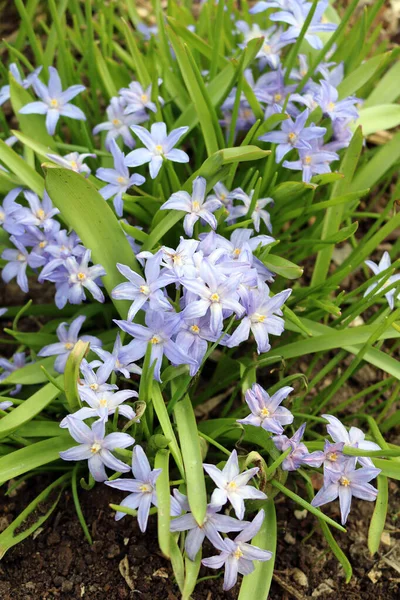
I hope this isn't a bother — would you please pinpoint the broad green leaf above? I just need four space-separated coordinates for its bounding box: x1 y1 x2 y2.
350 132 400 192
0 434 71 484
12 129 62 163
182 553 201 600
152 383 184 479
44 166 141 319
64 340 88 413
261 254 304 279
371 458 400 480
0 357 57 385
354 105 400 136
170 534 185 594
0 473 68 559
0 139 44 196
0 379 62 441
10 76 56 149
155 449 171 558
312 127 363 286
338 52 392 98
365 60 400 107
4 328 57 349
368 475 389 555
168 28 220 156
174 394 207 525
238 499 276 600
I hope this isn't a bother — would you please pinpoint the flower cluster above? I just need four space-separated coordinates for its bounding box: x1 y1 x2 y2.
0 187 106 308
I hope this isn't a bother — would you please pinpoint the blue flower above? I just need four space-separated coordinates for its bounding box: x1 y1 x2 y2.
322 414 381 468
93 96 148 150
170 491 248 561
202 510 272 591
0 351 26 396
96 140 145 216
0 63 42 106
119 81 163 115
47 151 96 177
318 80 359 121
236 22 288 70
38 315 102 373
91 332 142 380
259 108 326 162
0 188 26 236
237 383 294 434
271 0 337 50
60 387 138 425
364 251 400 310
1 235 45 293
105 445 161 530
115 309 196 382
227 188 274 232
226 286 291 352
17 190 60 232
111 254 171 320
283 138 339 183
19 67 86 135
60 417 134 482
203 450 267 520
160 176 222 237
125 122 189 179
311 457 381 525
272 423 325 471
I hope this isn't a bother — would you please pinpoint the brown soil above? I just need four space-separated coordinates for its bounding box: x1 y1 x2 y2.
0 475 399 600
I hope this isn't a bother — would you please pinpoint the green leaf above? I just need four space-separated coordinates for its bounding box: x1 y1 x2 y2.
121 18 151 87
64 340 89 413
174 394 207 526
311 127 363 286
371 458 400 481
364 59 400 107
43 166 141 319
0 357 57 385
261 254 304 279
0 473 68 559
10 76 56 149
155 449 171 558
238 499 276 600
0 434 71 484
368 475 389 555
350 132 400 191
0 139 44 196
0 380 63 441
168 28 220 156
152 383 185 479
355 105 400 136
94 46 118 97
338 52 392 98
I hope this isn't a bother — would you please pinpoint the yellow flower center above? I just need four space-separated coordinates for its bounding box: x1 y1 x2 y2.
140 284 150 295
37 208 45 220
141 94 148 103
254 313 266 323
115 359 121 368
150 336 161 344
112 118 122 126
210 293 220 302
70 161 78 170
274 93 282 102
117 176 127 184
17 253 25 262
328 452 338 462
192 201 201 212
288 132 297 142
64 342 74 350
99 398 108 407
220 193 226 201
172 253 182 265
90 383 99 390
190 324 200 334
155 144 164 154
304 155 312 165
39 241 47 248
227 481 237 490
234 548 244 560
260 407 270 418
327 101 335 112
263 43 271 54
50 98 59 108
139 483 151 492
340 476 350 487
90 442 101 454
77 272 86 281
233 248 241 257
0 211 5 222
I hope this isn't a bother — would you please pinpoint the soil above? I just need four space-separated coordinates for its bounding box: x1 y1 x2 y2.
0 474 399 600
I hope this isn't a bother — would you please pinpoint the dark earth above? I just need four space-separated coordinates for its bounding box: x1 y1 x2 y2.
0 473 399 600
